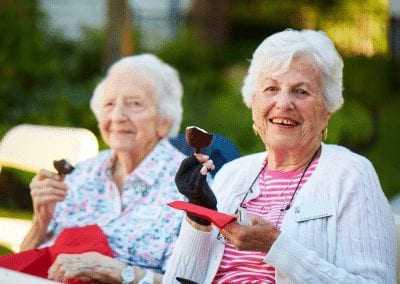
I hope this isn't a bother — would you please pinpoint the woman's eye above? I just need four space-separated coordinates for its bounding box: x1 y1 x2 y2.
263 86 277 94
103 101 114 107
127 100 142 107
295 89 309 97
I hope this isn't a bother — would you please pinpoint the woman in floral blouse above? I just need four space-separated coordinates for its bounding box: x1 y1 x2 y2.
21 54 186 284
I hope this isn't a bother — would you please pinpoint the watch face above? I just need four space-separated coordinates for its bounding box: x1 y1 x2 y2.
121 266 135 283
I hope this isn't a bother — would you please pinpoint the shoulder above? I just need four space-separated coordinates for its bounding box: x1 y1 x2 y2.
318 144 383 198
155 139 186 169
67 149 112 179
212 152 266 187
76 149 112 168
217 152 266 174
320 144 375 174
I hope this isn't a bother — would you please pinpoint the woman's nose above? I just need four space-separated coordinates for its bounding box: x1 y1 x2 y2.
110 102 128 120
275 90 294 110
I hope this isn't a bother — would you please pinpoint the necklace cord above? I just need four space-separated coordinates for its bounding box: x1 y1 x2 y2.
281 146 321 212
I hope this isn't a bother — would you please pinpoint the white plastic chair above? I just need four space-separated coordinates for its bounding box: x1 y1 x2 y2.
0 124 99 252
395 214 400 282
0 267 58 283
0 124 99 173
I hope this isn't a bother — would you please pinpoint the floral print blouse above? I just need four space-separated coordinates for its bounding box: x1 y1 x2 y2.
45 139 186 272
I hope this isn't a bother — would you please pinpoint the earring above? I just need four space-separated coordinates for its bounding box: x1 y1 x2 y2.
322 127 328 140
252 123 258 136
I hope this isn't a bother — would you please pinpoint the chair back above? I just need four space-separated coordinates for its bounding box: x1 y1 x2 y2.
0 124 98 173
170 133 240 176
395 214 400 282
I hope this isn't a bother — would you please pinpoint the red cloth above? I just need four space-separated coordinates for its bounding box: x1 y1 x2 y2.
168 201 236 229
0 224 113 283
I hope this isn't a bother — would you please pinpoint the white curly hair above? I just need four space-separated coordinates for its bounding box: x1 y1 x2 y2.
242 29 344 113
90 54 183 137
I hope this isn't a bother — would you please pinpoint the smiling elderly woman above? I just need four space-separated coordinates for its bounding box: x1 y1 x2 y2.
20 54 186 284
164 29 396 283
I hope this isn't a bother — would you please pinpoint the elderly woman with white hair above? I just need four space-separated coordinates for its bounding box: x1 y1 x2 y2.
21 54 186 283
164 29 396 283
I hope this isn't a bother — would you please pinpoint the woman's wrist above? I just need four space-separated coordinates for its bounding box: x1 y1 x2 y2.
186 215 212 232
117 263 162 284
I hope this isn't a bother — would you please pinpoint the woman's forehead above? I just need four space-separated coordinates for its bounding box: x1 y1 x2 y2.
259 57 322 85
104 69 156 97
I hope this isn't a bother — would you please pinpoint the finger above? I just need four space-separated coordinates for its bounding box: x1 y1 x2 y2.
200 159 215 175
176 155 201 177
220 221 239 239
250 215 268 225
48 258 65 281
31 189 67 208
31 178 68 198
36 169 61 181
194 154 210 163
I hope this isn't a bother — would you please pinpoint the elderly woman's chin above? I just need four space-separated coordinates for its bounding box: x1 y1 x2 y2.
265 134 297 148
106 137 135 150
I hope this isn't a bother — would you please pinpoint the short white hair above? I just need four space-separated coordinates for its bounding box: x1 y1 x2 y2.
242 29 344 113
90 54 183 137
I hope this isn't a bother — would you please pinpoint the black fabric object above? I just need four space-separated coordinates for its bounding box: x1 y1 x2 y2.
175 155 217 225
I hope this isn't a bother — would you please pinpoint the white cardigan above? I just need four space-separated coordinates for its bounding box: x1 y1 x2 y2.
163 144 396 284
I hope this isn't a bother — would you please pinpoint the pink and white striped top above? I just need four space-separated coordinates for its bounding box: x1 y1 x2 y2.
213 158 319 283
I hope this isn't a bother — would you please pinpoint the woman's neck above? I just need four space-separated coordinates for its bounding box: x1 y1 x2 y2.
267 144 321 172
112 139 160 191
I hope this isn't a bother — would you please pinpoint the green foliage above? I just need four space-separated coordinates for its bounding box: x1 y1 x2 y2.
0 244 13 256
0 0 398 212
0 206 32 220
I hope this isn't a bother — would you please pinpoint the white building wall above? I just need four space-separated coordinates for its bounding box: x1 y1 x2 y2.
39 0 105 39
39 0 192 49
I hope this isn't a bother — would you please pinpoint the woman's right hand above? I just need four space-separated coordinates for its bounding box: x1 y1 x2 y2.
175 154 217 226
175 154 216 209
29 169 68 227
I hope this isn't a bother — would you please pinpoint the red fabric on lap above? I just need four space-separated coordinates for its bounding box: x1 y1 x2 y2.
0 224 113 283
0 247 50 278
168 201 236 229
49 224 114 262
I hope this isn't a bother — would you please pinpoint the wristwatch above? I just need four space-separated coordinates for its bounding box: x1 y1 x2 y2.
138 269 154 284
121 265 136 284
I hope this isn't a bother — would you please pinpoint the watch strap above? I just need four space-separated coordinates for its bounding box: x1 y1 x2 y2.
138 269 154 284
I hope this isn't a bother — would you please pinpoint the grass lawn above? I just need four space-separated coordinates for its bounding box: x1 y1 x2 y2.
0 244 13 255
0 207 32 220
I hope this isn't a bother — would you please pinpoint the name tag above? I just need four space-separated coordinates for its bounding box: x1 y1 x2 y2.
294 200 333 222
131 205 162 221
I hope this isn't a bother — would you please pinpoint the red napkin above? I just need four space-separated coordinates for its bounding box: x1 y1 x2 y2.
0 224 113 283
168 201 236 229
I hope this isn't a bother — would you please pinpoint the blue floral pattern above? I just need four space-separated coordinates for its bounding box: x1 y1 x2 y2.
45 139 186 272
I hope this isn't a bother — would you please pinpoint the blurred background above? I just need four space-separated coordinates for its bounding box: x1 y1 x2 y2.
0 0 399 224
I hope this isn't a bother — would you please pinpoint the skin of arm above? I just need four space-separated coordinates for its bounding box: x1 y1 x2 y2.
20 169 68 251
48 252 163 284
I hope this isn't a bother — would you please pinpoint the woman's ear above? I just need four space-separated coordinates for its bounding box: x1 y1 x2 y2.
326 112 332 120
156 117 172 138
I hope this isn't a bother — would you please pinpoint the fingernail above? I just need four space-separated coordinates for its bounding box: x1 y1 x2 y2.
200 166 208 175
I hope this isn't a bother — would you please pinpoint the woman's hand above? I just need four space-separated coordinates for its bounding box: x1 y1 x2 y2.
219 216 281 253
175 154 217 225
48 252 123 283
29 169 68 227
21 169 69 250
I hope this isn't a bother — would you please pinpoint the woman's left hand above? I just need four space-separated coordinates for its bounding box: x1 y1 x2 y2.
220 216 281 253
48 252 123 283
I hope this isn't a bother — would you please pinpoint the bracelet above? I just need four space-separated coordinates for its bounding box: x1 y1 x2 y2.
138 269 154 284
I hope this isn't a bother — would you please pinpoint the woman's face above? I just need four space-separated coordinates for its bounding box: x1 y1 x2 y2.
251 56 331 153
98 69 170 155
